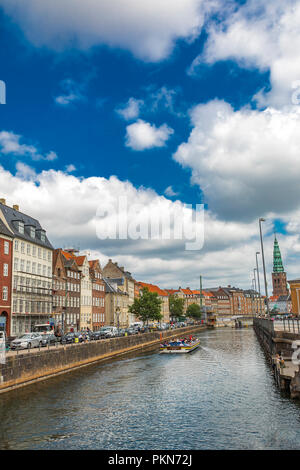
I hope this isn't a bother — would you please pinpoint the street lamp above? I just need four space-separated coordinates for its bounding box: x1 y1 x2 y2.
253 268 258 315
259 218 270 316
256 251 263 316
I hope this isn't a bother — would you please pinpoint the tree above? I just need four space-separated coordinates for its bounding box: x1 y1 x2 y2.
186 303 202 319
129 287 163 324
169 295 185 321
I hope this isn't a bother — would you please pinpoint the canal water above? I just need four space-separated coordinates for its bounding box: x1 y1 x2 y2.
1 327 300 450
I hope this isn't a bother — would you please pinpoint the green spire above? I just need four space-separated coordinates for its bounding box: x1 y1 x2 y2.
273 236 284 273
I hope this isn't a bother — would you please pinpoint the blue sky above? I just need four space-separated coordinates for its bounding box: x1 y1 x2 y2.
0 0 299 289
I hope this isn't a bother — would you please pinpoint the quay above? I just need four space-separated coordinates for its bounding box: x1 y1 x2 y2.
254 318 300 398
0 325 205 394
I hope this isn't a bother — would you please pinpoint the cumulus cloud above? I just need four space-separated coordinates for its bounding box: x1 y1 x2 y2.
116 98 144 121
174 99 300 221
0 131 58 161
0 163 281 289
164 186 179 197
55 78 86 106
0 0 220 62
195 0 300 108
125 120 174 150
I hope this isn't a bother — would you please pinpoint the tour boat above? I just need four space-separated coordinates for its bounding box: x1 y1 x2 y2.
159 338 200 354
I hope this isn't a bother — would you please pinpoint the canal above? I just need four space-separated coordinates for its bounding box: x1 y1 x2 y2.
1 327 300 450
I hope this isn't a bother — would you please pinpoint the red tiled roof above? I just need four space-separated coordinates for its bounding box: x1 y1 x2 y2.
138 282 168 297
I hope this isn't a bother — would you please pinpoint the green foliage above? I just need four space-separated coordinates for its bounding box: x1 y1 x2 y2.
128 287 163 323
169 295 185 320
186 303 202 319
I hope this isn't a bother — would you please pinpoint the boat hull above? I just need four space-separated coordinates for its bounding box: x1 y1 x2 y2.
160 340 200 354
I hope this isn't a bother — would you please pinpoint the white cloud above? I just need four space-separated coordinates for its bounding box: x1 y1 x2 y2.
1 0 220 62
0 130 58 161
125 120 174 150
116 98 144 121
164 186 179 197
65 164 76 173
0 163 278 289
55 78 85 106
195 0 300 108
174 99 300 220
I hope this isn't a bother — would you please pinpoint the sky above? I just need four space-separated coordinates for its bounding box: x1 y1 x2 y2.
0 0 300 290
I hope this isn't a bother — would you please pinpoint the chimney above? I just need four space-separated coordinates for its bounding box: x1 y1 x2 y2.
0 198 6 205
13 204 19 211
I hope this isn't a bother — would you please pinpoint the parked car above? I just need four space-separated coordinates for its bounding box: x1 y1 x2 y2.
10 333 44 350
125 327 138 335
61 333 76 344
41 333 58 347
90 331 102 340
99 326 118 338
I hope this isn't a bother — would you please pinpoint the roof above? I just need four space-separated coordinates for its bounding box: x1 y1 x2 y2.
165 289 180 295
180 288 194 295
138 282 168 297
0 219 13 238
62 250 87 266
103 277 125 295
0 202 53 249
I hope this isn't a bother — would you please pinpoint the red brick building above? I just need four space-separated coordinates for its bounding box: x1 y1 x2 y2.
52 249 81 333
89 260 105 330
0 219 13 337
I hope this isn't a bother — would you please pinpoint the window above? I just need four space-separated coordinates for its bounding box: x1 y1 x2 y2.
3 263 8 276
32 246 36 257
4 241 9 255
38 247 41 258
14 240 19 251
30 227 35 238
18 221 24 234
32 262 36 274
2 286 8 300
41 232 46 242
27 244 31 255
21 242 25 254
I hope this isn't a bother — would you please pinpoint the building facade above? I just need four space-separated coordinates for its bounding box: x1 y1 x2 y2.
104 277 129 328
52 249 81 333
0 219 13 337
103 259 136 326
0 200 53 336
138 282 170 323
89 260 105 330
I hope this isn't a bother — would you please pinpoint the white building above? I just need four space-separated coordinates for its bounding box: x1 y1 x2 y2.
0 200 53 335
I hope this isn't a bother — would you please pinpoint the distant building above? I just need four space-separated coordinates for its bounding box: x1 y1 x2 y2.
287 279 300 316
272 235 289 296
269 294 291 314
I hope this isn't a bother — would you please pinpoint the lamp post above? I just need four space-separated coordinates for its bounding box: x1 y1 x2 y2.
259 218 270 316
253 268 258 315
256 251 263 316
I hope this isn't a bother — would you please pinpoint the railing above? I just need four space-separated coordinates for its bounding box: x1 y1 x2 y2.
274 318 300 334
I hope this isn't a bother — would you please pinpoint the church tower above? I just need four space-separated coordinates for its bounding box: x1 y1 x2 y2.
272 235 289 296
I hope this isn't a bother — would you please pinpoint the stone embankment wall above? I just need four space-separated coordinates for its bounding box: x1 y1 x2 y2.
253 318 299 359
254 318 300 398
0 326 205 394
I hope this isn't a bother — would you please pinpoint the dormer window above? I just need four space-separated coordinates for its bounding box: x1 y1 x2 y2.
36 228 46 243
18 221 24 234
30 227 35 238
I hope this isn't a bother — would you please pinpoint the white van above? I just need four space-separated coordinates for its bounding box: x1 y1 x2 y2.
99 326 118 338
